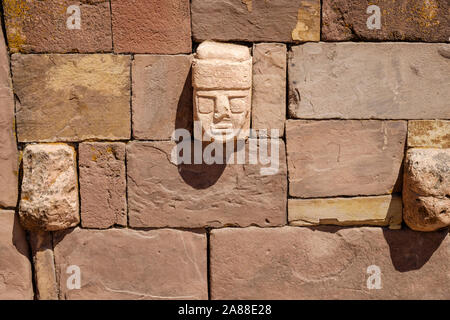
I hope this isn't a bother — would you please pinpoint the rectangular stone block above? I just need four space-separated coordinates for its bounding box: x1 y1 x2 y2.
0 210 33 300
12 54 131 142
322 0 450 42
408 120 450 148
132 55 193 140
289 195 402 229
286 120 407 198
111 0 191 54
79 142 127 229
288 43 450 119
210 226 450 299
127 140 287 228
3 0 112 53
192 0 320 42
252 43 287 134
54 228 207 300
0 27 18 207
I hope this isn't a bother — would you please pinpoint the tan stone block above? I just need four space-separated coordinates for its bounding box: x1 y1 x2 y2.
289 195 402 229
408 120 450 148
12 54 131 142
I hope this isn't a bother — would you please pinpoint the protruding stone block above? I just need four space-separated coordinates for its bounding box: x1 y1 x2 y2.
286 120 407 198
132 55 193 140
12 54 131 142
403 148 450 232
322 0 450 42
252 43 287 134
289 195 402 229
19 144 79 231
54 228 207 300
192 0 320 42
288 43 450 119
0 210 33 300
3 0 112 53
111 0 191 54
408 120 450 149
211 226 450 299
79 142 127 229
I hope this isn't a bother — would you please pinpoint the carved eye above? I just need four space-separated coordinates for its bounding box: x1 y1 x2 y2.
229 97 246 114
198 97 214 114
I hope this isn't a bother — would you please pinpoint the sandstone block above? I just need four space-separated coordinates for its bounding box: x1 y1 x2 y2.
3 0 112 53
54 228 207 300
289 195 402 229
252 43 287 134
79 142 126 229
403 148 450 231
286 120 407 198
127 140 287 228
12 54 131 142
0 26 18 207
0 210 33 300
288 43 450 119
19 144 79 231
111 0 191 54
192 0 320 42
211 226 450 299
408 120 450 148
132 55 193 140
322 0 450 42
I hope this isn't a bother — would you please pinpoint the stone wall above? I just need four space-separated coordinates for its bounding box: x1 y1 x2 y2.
0 0 448 300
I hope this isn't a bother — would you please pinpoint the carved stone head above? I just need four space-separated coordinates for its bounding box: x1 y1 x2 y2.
193 41 252 142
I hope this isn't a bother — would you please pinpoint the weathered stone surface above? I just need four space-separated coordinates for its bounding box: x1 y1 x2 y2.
286 120 407 198
288 43 450 119
79 142 126 229
289 195 402 229
211 226 450 299
403 148 450 232
3 0 112 53
322 0 450 42
132 55 193 140
29 232 58 300
252 43 286 134
12 54 131 142
19 144 79 231
111 0 191 54
54 228 207 300
408 120 450 148
0 210 33 300
193 41 252 142
127 140 287 228
192 0 320 42
0 26 18 207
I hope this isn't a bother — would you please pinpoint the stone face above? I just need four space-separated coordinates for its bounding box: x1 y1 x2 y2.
211 226 450 299
12 54 131 142
322 0 450 42
0 27 18 207
127 140 287 228
79 142 127 229
132 55 193 140
192 0 320 42
252 43 287 134
3 0 112 53
286 120 407 198
288 43 450 119
54 228 207 300
289 195 402 229
19 144 79 231
0 210 33 300
111 0 191 54
408 120 450 148
193 41 252 142
403 148 450 232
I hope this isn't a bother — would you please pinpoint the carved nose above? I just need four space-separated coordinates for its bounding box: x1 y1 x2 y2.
214 95 231 123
